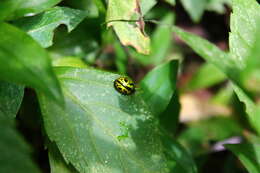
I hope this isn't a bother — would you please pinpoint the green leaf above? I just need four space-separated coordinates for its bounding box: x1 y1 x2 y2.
15 7 87 48
48 143 79 173
0 0 23 21
229 0 260 65
106 0 150 54
38 67 173 173
160 91 180 135
186 63 226 91
226 142 260 173
0 81 24 118
172 26 240 83
140 60 178 116
180 0 207 22
0 22 62 103
172 26 260 134
0 116 40 173
9 0 62 19
162 136 197 173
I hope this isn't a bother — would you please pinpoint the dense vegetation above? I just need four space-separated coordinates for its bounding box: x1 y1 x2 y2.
0 0 260 173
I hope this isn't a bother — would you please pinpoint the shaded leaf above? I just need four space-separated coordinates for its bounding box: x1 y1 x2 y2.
48 142 79 173
160 91 180 135
179 117 243 155
0 22 62 103
39 67 172 173
141 60 178 116
226 142 260 173
106 0 150 54
0 115 40 173
15 7 87 48
162 136 197 173
0 81 24 118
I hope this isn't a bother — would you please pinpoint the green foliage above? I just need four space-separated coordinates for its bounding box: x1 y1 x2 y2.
0 82 39 173
15 7 88 48
0 22 62 103
1 0 260 172
38 67 175 173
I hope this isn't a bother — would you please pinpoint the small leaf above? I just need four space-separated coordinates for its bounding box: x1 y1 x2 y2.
226 142 260 173
39 67 173 173
0 22 62 103
0 81 24 118
140 60 178 116
15 7 87 48
106 0 150 54
180 0 207 22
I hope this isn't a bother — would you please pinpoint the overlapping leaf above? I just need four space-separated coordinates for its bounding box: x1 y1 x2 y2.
0 22 62 103
15 7 87 48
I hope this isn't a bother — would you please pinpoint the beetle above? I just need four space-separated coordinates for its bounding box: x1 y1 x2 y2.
114 77 135 95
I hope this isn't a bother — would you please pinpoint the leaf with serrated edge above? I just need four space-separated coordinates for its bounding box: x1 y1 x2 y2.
39 67 171 173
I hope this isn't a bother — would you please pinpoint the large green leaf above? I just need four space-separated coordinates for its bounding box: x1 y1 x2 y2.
226 142 260 173
106 0 150 54
0 81 24 118
15 7 87 48
141 60 178 116
0 22 62 103
9 0 62 19
39 67 173 173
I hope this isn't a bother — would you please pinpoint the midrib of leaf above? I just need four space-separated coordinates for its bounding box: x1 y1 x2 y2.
62 87 154 173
